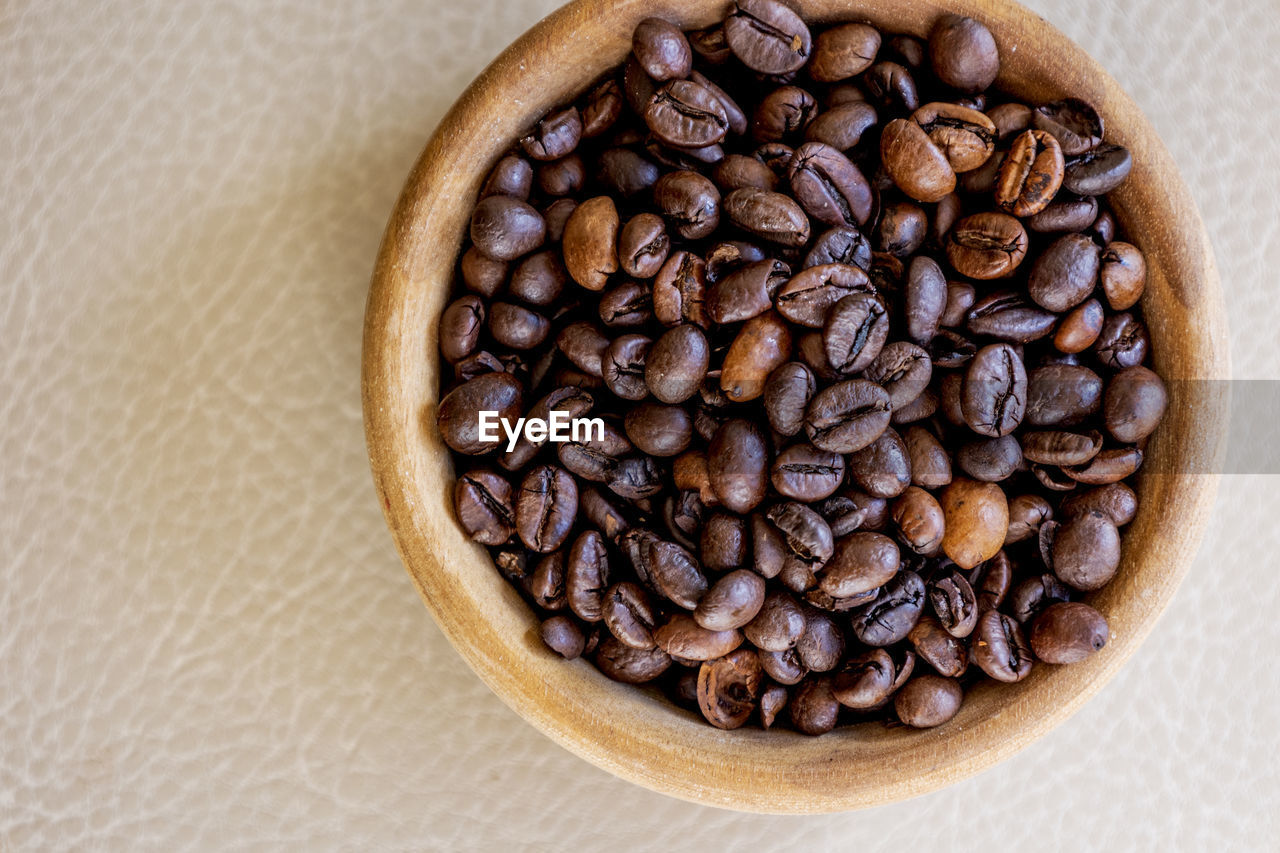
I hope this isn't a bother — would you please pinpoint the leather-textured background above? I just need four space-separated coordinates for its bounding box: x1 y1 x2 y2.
2 0 1277 848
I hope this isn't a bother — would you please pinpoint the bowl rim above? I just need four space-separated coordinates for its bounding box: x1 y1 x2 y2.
363 0 1228 813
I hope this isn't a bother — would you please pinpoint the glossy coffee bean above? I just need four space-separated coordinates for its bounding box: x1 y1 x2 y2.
697 650 763 729
966 290 1056 343
470 195 546 261
946 212 1027 279
1009 573 1072 624
562 196 618 289
724 0 812 74
520 107 582 161
655 614 742 661
805 379 893 453
708 258 788 323
723 187 811 247
776 263 871 328
940 478 1007 569
789 142 873 226
877 201 928 257
1063 144 1132 195
1025 363 1104 426
654 169 721 240
790 677 840 735
805 101 879 151
632 17 692 81
753 86 818 143
881 118 956 202
833 648 913 709
810 22 881 81
1060 483 1137 527
438 372 523 454
624 402 693 457
1028 194 1098 234
850 569 925 646
1045 510 1121 590
908 614 968 677
805 225 873 270
864 342 932 412
892 486 945 555
763 362 816 436
1100 241 1146 310
1032 98 1102 156
1054 298 1105 353
927 570 978 638
602 582 658 649
772 443 846 501
1005 493 1052 544
848 426 912 498
929 14 999 93
1094 312 1149 369
904 256 947 345
957 434 1022 481
595 637 671 683
820 531 900 598
912 102 996 172
455 470 514 545
895 675 962 727
695 569 768 631
516 465 578 553
722 311 793 402
1030 602 1109 664
646 324 710 404
962 343 1027 437
824 293 890 374
1028 233 1100 312
972 609 1034 682
744 590 807 651
617 213 670 279
995 129 1064 216
903 425 952 488
709 419 770 514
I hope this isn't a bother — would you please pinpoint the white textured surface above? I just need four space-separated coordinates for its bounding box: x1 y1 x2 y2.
2 0 1277 848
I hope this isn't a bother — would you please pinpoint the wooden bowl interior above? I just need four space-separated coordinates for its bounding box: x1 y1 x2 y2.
363 0 1227 813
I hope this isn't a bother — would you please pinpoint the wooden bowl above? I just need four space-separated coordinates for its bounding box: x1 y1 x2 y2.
363 0 1228 813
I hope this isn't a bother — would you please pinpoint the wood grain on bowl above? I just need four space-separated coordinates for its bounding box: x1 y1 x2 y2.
362 0 1228 812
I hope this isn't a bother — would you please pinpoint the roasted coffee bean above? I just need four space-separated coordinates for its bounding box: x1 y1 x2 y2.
537 154 585 197
833 648 913 709
994 129 1064 216
455 470 514 545
688 23 731 64
823 293 891 374
566 530 610 622
696 511 744 570
957 434 1022 482
766 502 835 591
439 295 485 363
972 609 1034 682
724 0 813 75
1010 573 1072 623
804 101 879 151
716 153 781 194
877 201 928 257
624 401 693 457
903 425 952 488
776 263 871 327
708 419 770 514
695 569 768 631
722 311 793 402
597 146 660 198
903 256 947 345
806 379 893 453
820 531 900 599
940 478 1007 569
542 198 578 242
927 570 978 638
912 102 997 172
759 683 789 728
790 677 840 735
895 674 962 727
654 170 721 240
759 647 806 686
1063 447 1143 487
557 322 610 377
962 343 1027 437
501 386 594 470
520 107 582 161
516 465 578 553
796 608 845 672
1104 365 1167 443
481 154 534 200
929 14 999 93
709 258 788 323
1100 241 1146 310
847 427 912 498
805 225 873 270
892 384 939 425
850 569 925 646
1028 194 1099 233
764 362 817 436
528 551 567 610
598 280 653 328
789 142 873 227
1061 483 1137 526
959 149 1004 194
697 649 764 729
946 212 1028 279
617 213 670 280
753 86 818 143
863 61 919 113
471 195 546 261
1005 493 1052 544
557 422 630 483
908 614 967 677
772 443 846 501
940 280 976 328
1045 510 1121 590
881 118 956 202
646 324 710 404
1020 429 1103 467
1095 208 1123 245
1026 363 1104 426
1032 98 1102 156
723 187 811 247
509 251 568 306
632 17 693 81
1054 298 1105 353
810 22 880 81
1063 144 1132 195
644 538 708 610
601 334 652 401
745 590 807 651
562 196 618 289
602 582 658 649
865 342 932 412
488 302 551 350
966 290 1057 343
1028 233 1100 312
1030 602 1109 663
596 636 671 683
460 247 507 298
438 371 523 454
891 486 945 555
987 102 1032 140
653 251 709 328
1094 312 1149 369
540 615 586 659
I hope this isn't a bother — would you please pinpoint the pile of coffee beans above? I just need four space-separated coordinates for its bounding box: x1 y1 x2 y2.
435 0 1167 733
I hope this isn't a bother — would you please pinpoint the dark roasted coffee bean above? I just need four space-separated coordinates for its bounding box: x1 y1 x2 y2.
1047 510 1121 590
1094 312 1149 369
760 647 807 686
810 22 880 81
520 107 582 161
847 426 912 498
877 201 928 257
616 213 670 280
1060 483 1137 527
566 530 610 622
709 258 789 323
608 455 665 499
471 195 546 261
697 649 763 729
1028 194 1098 233
455 470 514 545
1010 573 1072 623
776 262 871 327
927 570 978 638
962 343 1026 437
805 225 873 270
880 118 955 202
940 478 1008 569
508 250 568 306
708 419 769 514
646 539 708 610
908 614 968 677
602 334 652 401
646 324 710 404
946 211 1027 279
688 23 731 63
715 153 780 193
624 401 693 457
744 590 807 651
766 502 835 592
1055 298 1105 353
790 677 840 735
632 17 693 81
987 102 1032 140
1032 98 1102 156
598 280 652 328
804 101 879 151
850 569 925 646
700 511 748 571
501 386 594 470
966 290 1057 343
806 378 892 453
1100 241 1146 310
439 295 485 363
788 142 873 227
903 425 952 488
753 86 818 143
760 683 789 728
1028 233 1100 312
537 154 585 196
596 636 671 683
1030 602 1109 663
516 465 578 553
891 486 945 555
1063 144 1132 195
929 14 999 93
460 246 507 298
653 170 721 241
1026 363 1104 426
602 581 658 649
557 322 610 378
488 302 550 350
823 293 890 374
542 198 578 243
772 443 846 502
940 280 976 328
994 129 1064 216
540 615 586 659
902 256 947 345
695 569 768 631
597 146 660 198
1104 365 1167 443
796 608 845 672
723 187 811 247
646 81 730 153
895 674 962 727
912 102 996 172
481 154 534 200
972 609 1034 682
865 342 932 412
863 61 919 113
763 362 816 437
1005 493 1052 544
438 371 523 454
892 386 939 425
957 434 1023 481
528 551 567 610
833 648 913 709
724 0 812 75
1020 429 1103 467
652 250 709 328
562 196 618 290
581 79 623 139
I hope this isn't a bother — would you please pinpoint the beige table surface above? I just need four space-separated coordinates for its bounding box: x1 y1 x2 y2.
3 0 1278 849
